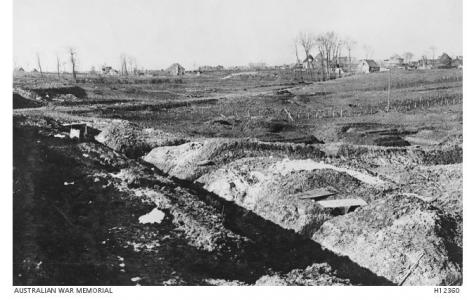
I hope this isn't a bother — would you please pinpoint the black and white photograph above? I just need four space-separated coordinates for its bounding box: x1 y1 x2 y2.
6 0 465 294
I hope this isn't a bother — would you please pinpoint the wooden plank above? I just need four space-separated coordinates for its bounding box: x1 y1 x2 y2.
317 198 367 208
297 187 336 200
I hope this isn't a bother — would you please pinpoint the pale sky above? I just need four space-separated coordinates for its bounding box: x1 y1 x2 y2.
14 0 462 71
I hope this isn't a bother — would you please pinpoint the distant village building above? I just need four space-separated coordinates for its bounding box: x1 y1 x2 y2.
101 65 119 75
356 59 380 73
382 55 404 68
199 65 224 72
166 63 185 76
452 56 463 69
435 53 452 69
302 55 314 69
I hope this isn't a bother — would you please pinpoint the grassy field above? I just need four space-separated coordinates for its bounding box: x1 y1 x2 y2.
14 68 462 145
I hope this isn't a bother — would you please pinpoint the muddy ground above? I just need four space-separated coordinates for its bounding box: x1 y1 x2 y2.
13 69 463 285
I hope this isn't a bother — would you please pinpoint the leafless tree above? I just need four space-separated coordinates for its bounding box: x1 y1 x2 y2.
297 32 315 70
316 31 339 78
68 48 77 81
56 55 61 79
120 54 128 76
344 38 356 71
36 53 43 77
403 52 414 64
127 56 138 75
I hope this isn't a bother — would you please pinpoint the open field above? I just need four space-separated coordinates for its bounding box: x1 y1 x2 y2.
13 68 462 285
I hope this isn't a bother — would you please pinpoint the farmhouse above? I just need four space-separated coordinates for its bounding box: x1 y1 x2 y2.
166 63 185 76
436 53 452 69
101 66 119 76
452 56 463 69
356 59 380 73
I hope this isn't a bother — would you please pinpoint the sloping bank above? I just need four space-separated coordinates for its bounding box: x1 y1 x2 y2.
139 137 462 285
95 121 461 285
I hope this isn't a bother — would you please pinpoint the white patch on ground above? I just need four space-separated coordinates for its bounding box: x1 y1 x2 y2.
53 133 66 138
138 208 165 224
271 158 386 185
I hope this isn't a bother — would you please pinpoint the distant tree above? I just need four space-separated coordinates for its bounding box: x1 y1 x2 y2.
120 54 128 76
68 48 77 81
297 32 315 70
344 38 356 71
36 53 43 77
316 31 339 77
56 55 61 79
403 52 414 64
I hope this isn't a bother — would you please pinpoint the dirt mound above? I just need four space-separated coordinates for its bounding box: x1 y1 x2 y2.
335 144 462 167
143 139 325 181
197 157 387 235
31 86 87 99
13 93 44 109
95 120 187 158
374 136 410 147
255 263 351 286
313 195 462 285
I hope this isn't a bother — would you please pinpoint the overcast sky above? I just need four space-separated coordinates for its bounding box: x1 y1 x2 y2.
14 0 462 71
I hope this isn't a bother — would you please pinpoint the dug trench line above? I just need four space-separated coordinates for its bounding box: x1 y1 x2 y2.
143 167 394 285
84 121 394 284
13 116 393 285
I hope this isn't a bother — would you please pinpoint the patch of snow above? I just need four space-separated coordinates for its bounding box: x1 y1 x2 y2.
131 277 142 282
138 208 165 224
54 133 66 139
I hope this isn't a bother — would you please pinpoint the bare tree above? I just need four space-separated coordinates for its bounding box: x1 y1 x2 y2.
56 55 61 79
68 48 77 81
316 31 338 78
297 32 315 70
344 38 356 72
402 52 414 64
36 53 43 77
127 56 138 75
120 54 128 76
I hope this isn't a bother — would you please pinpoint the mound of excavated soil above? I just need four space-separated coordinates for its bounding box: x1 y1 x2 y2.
95 120 187 158
335 144 462 168
196 157 387 235
313 195 462 285
143 139 325 181
13 93 44 109
31 86 87 99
